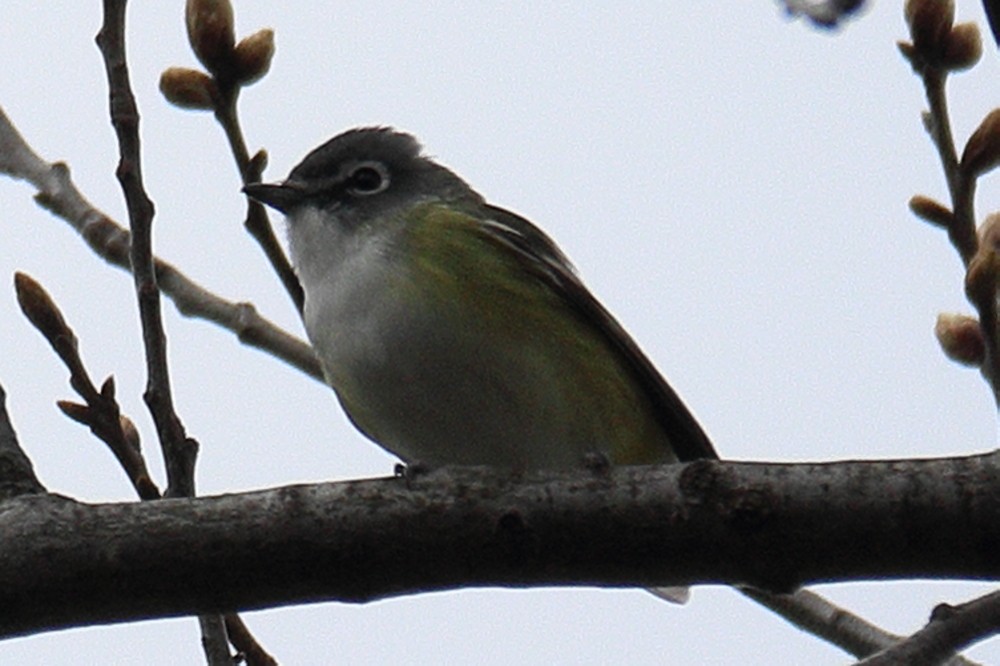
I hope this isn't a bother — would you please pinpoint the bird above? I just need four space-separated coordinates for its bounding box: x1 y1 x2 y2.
244 127 717 601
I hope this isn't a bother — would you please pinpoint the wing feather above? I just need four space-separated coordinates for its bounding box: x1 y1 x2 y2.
478 204 718 462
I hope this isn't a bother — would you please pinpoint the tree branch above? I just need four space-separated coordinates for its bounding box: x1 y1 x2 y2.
174 0 302 311
95 2 247 658
1 458 999 639
14 272 160 499
98 0 198 498
0 105 322 382
859 589 1000 665
0 382 45 499
900 5 1000 405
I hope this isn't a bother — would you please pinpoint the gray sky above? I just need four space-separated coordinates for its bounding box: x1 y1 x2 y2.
1 2 998 664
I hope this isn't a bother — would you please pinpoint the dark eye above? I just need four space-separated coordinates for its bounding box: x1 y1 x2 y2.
347 162 389 195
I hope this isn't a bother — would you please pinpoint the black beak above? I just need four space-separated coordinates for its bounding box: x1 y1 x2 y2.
243 181 306 214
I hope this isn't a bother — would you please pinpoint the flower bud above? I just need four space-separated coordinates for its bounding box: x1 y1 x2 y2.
14 272 73 346
120 414 141 452
962 108 1000 178
233 28 275 85
159 67 217 110
965 213 1000 303
897 40 918 66
57 400 90 426
100 375 116 400
980 211 1000 255
904 0 954 53
249 149 269 176
935 313 985 366
908 195 953 228
186 0 235 75
942 23 982 71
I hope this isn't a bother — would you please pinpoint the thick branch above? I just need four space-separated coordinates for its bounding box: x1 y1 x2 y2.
0 383 45 499
1 457 999 639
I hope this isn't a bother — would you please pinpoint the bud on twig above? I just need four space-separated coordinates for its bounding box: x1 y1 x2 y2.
897 40 918 66
980 212 1000 256
186 0 235 75
909 195 954 228
961 109 1000 178
120 415 142 453
14 272 75 349
159 67 217 110
57 400 91 426
941 22 982 71
100 376 116 401
249 149 269 176
965 214 1000 304
904 0 955 54
935 313 985 366
233 29 275 85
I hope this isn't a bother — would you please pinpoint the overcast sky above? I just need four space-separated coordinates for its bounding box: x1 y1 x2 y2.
1 2 999 664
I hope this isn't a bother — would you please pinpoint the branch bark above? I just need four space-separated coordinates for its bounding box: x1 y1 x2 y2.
2 457 998 639
0 383 45 500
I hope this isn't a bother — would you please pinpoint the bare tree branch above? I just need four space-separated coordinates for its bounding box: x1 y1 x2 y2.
174 0 302 311
0 106 322 382
98 0 197 498
743 589 979 665
1 458 998 640
94 2 260 660
900 4 1000 406
224 614 278 666
97 1 224 658
859 589 1000 665
740 587 901 654
14 272 160 499
14 268 274 661
197 614 232 666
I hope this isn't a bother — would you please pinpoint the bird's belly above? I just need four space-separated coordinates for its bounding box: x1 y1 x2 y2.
308 303 574 467
298 239 672 470
305 290 655 469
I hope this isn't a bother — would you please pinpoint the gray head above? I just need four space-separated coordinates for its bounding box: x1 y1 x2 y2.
243 127 482 221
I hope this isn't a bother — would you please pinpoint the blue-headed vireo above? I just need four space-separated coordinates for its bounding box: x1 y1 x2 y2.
244 128 716 600
245 127 715 467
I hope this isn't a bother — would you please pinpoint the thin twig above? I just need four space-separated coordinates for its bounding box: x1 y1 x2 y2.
858 589 1000 665
918 69 977 263
903 29 1000 404
170 7 302 311
0 30 299 665
14 272 275 660
741 587 898 656
96 1 229 660
225 614 279 666
925 71 1000 402
741 587 979 665
214 81 304 312
97 0 197 498
198 614 233 666
98 0 191 563
14 272 160 499
0 106 321 381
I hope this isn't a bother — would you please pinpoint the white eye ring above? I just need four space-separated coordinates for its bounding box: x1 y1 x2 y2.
346 161 390 196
